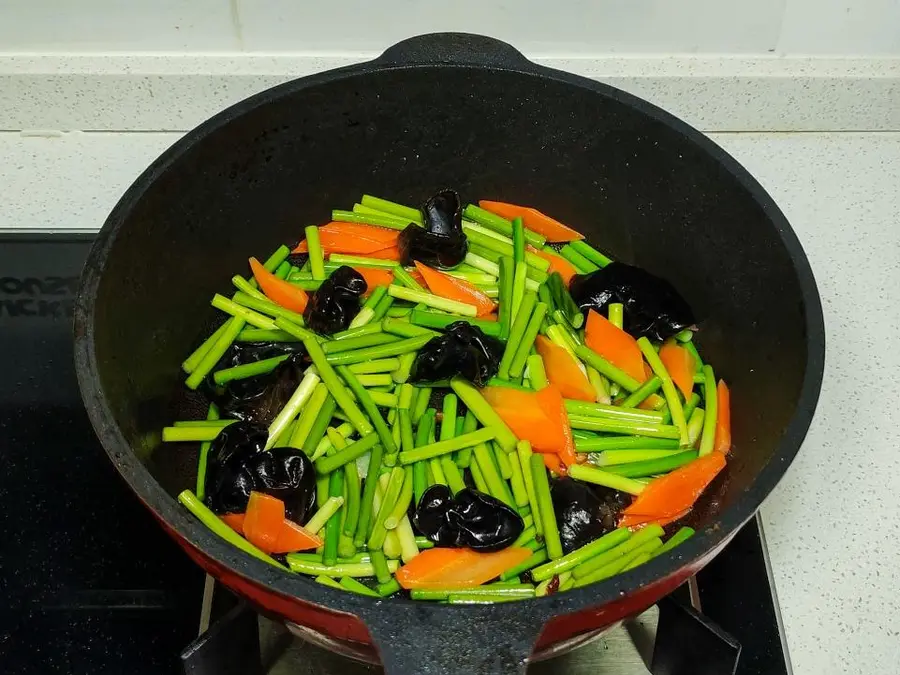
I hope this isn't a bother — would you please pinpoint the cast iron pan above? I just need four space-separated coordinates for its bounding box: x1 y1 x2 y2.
74 33 825 674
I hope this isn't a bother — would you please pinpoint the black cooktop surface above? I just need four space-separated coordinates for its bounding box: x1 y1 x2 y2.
0 235 203 675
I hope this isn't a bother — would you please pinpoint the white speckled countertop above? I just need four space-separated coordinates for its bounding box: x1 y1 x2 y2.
2 129 898 674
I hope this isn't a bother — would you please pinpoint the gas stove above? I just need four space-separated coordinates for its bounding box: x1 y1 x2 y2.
1 234 791 675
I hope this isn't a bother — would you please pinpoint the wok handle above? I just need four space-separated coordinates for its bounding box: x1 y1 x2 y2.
362 604 546 675
376 33 535 70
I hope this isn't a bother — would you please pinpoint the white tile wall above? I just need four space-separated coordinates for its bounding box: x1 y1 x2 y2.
0 0 898 56
235 0 785 54
778 0 900 54
0 0 239 52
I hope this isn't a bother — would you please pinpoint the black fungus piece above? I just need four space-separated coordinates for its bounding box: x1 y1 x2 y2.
244 447 317 523
410 321 504 386
204 421 318 523
204 421 268 515
208 348 307 427
286 252 308 269
551 477 630 554
569 261 695 342
398 189 468 268
413 484 459 547
212 340 307 375
413 485 524 552
302 266 367 335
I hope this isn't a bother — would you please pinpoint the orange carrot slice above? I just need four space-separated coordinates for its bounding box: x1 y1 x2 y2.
242 492 286 554
619 508 691 530
482 386 567 453
320 221 399 244
414 262 496 317
659 341 695 399
250 257 309 314
272 519 322 554
535 384 577 467
292 221 399 255
619 451 726 528
714 380 731 454
535 335 595 402
408 268 426 287
363 246 402 261
478 200 584 242
543 452 565 475
395 546 532 590
526 245 579 284
584 310 645 383
295 238 393 255
353 266 394 294
220 513 246 534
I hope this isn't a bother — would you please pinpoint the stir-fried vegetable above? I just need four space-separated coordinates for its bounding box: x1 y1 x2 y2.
250 257 309 314
168 189 729 602
619 451 727 528
415 262 496 317
396 545 532 590
477 200 584 243
659 340 696 400
535 335 594 402
584 309 645 384
714 379 732 454
293 221 400 256
527 246 578 284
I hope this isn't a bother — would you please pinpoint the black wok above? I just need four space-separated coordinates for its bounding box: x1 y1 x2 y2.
74 33 825 674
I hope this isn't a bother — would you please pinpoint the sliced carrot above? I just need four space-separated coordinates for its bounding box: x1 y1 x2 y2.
396 546 532 590
292 222 399 256
408 268 426 286
478 200 584 242
317 229 398 254
526 245 579 285
293 223 397 255
558 405 577 470
296 239 392 255
220 513 246 534
482 386 566 454
353 266 394 294
320 221 399 244
250 257 308 314
714 380 731 454
414 262 496 316
272 519 322 554
619 451 726 528
242 492 287 554
535 335 594 402
535 384 577 467
619 508 691 530
363 246 401 261
584 310 645 383
543 452 565 475
659 341 695 399
638 394 666 411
